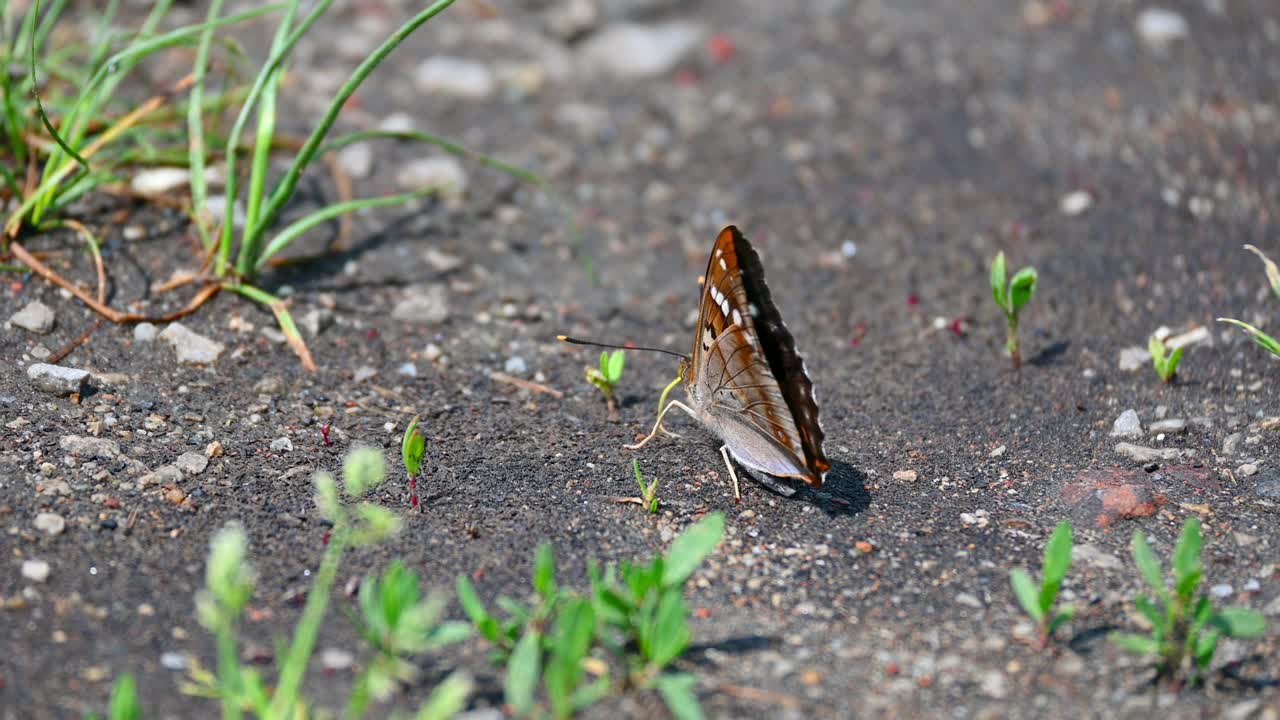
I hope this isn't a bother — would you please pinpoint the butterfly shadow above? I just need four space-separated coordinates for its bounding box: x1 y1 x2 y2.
796 459 870 517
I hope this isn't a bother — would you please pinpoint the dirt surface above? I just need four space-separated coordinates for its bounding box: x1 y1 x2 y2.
3 0 1280 718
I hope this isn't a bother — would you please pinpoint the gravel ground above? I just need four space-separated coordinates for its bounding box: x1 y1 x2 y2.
2 0 1280 718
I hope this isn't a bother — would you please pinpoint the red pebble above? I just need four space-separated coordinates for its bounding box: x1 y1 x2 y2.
907 294 919 306
707 33 736 62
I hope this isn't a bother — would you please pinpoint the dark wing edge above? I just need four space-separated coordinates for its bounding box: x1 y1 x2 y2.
725 226 830 486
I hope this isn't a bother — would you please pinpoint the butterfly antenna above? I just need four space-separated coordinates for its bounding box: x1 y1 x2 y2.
557 335 689 360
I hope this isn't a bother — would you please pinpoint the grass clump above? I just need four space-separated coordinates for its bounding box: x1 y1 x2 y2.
1149 336 1185 384
585 350 625 420
402 414 426 509
990 250 1038 368
1218 244 1280 358
158 447 472 719
1110 518 1267 687
457 513 725 719
1009 520 1075 648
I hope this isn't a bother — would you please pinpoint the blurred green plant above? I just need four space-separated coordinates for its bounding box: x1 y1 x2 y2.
1218 245 1280 358
1110 518 1266 686
402 414 426 509
990 251 1038 369
585 350 625 419
1009 520 1074 648
1149 336 1185 384
631 459 660 514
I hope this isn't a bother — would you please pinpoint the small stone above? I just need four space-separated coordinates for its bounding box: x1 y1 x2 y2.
131 167 190 194
60 435 120 459
396 156 468 201
320 648 354 671
1210 584 1232 599
1072 543 1123 570
893 470 918 482
392 284 450 325
353 366 377 383
34 512 66 536
160 652 187 671
398 363 418 377
1136 8 1188 52
1234 532 1260 547
299 308 333 338
578 22 704 79
133 322 158 342
140 465 183 488
989 445 1006 458
1255 473 1280 499
423 344 443 363
271 437 294 453
158 322 225 365
165 488 186 505
425 248 465 273
175 452 209 476
1115 443 1186 463
980 670 1008 699
9 301 56 334
1149 419 1187 434
955 593 982 609
1167 327 1211 349
27 363 90 396
22 559 50 582
1118 346 1150 371
1059 190 1092 216
1111 409 1143 438
960 510 990 528
504 356 528 375
1061 467 1164 528
337 142 373 179
1237 463 1259 477
1226 700 1263 720
254 376 285 395
1223 432 1243 456
205 441 224 458
413 56 494 99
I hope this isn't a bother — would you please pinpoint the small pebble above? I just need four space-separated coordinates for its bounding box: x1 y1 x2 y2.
1210 584 1232 599
337 142 373 179
989 445 1006 458
893 470 918 482
392 285 451 325
1236 463 1259 477
353 366 378 383
27 363 90 396
22 559 50 582
423 344 443 362
1110 409 1143 438
9 301 56 334
504 356 528 375
1223 432 1243 456
1136 8 1188 52
34 512 66 536
158 322 225 365
1059 190 1092 216
271 437 294 453
1118 346 1149 371
413 56 495 99
398 363 418 377
133 323 158 343
160 652 188 671
1149 418 1186 434
175 452 209 476
320 648 355 671
577 22 704 79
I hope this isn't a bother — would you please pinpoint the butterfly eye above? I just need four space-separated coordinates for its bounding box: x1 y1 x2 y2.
697 274 705 286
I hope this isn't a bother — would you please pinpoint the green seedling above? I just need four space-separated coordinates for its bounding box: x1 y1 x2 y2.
585 350 626 420
1110 518 1267 687
458 514 723 720
632 459 660 513
178 448 470 719
346 560 471 718
1217 245 1280 358
402 414 426 509
990 251 1039 369
1149 336 1185 384
1009 520 1075 648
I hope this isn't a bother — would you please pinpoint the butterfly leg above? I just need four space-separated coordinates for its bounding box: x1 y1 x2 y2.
625 399 697 450
719 445 742 502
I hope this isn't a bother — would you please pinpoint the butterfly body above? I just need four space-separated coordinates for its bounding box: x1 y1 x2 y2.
673 226 830 495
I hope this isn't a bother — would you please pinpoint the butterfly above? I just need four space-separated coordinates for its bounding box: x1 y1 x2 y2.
625 225 829 498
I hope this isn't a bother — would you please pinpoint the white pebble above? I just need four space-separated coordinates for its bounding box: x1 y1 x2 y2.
1059 190 1092 216
22 559 51 582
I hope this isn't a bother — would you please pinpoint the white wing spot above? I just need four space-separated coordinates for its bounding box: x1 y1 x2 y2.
714 248 723 257
720 298 730 316
747 303 759 318
731 308 742 326
719 258 727 271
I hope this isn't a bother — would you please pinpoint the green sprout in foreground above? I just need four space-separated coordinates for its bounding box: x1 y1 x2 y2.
990 251 1039 369
632 459 660 514
402 414 426 509
1149 336 1185 384
1110 518 1266 687
585 349 626 420
1217 244 1280 358
1009 520 1075 648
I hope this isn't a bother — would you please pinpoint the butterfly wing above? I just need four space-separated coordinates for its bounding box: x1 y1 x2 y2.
686 226 829 486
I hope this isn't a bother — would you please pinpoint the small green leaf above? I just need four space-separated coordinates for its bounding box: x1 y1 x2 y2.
647 590 692 667
1131 530 1166 598
1134 596 1163 630
1039 521 1073 614
505 629 542 716
414 671 473 720
428 620 473 649
654 673 704 720
1212 607 1267 638
1008 267 1038 313
990 251 1008 310
1110 632 1160 656
606 350 625 382
1148 335 1166 368
533 543 557 599
1165 347 1184 379
1193 627 1220 670
660 512 725 589
1244 244 1280 299
1217 318 1280 357
1009 569 1044 622
343 446 386 496
401 415 426 478
351 502 403 546
314 471 340 521
456 575 501 643
108 674 141 720
1047 607 1075 635
1172 518 1203 594
599 351 610 379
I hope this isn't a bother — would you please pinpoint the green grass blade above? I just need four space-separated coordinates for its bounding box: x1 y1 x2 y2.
316 128 547 189
240 0 295 255
1110 632 1159 656
654 673 704 720
1039 521 1072 613
252 188 436 268
108 673 141 720
1244 244 1280 298
533 542 556 599
243 0 459 274
1009 569 1043 623
990 251 1007 310
1211 608 1266 638
505 629 541 716
186 0 225 250
413 672 473 720
1130 530 1165 599
1172 518 1202 596
1216 318 1280 356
